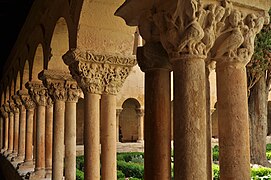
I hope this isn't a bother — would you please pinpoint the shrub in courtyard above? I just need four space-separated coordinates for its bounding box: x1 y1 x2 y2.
76 156 84 171
117 170 125 178
117 152 144 163
213 164 220 180
76 168 84 180
213 145 219 161
251 167 271 179
117 160 144 179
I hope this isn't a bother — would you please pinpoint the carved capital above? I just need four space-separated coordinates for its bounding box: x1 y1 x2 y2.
213 10 265 67
39 70 73 101
8 99 19 114
12 94 23 109
63 49 137 95
0 106 9 118
137 42 172 72
18 90 36 110
65 81 81 103
26 81 48 106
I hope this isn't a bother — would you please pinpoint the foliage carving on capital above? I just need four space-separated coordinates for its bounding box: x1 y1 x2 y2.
12 95 23 108
26 81 48 106
63 49 137 94
46 80 66 101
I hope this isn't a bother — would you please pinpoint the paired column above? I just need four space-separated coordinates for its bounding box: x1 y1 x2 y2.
19 92 36 169
137 42 172 180
11 97 20 158
7 101 15 156
26 81 47 179
12 94 26 163
136 109 144 142
0 105 9 153
63 49 136 180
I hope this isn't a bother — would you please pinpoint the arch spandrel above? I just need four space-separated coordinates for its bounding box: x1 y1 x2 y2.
77 0 135 56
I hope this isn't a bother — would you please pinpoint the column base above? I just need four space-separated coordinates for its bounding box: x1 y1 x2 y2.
28 169 46 180
4 150 13 157
137 139 144 143
11 155 24 163
0 148 7 154
45 168 52 178
7 152 17 161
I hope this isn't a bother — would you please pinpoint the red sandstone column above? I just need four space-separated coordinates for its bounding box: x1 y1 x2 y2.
101 94 117 180
45 99 53 178
64 81 80 180
0 117 3 150
216 59 250 180
26 81 47 179
136 109 144 143
137 42 172 180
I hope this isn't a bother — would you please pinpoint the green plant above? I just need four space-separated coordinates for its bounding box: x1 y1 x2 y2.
117 170 125 178
251 167 271 179
76 156 84 171
213 164 220 180
117 152 144 163
212 145 219 161
266 144 271 152
76 168 84 180
117 161 144 179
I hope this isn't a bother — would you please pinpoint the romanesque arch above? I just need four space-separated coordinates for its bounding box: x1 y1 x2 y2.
120 98 141 142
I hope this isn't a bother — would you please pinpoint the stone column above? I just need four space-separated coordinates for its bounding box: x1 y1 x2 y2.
136 109 144 143
26 81 47 179
11 96 20 158
65 81 80 180
101 94 117 180
7 101 15 156
63 49 136 180
45 98 53 178
116 109 122 142
18 92 36 169
137 42 171 180
12 93 26 163
0 116 3 150
0 106 9 153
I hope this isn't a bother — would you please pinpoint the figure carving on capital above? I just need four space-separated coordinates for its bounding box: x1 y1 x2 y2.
26 82 49 106
8 99 19 114
46 80 66 101
0 106 8 119
65 81 81 102
12 95 23 109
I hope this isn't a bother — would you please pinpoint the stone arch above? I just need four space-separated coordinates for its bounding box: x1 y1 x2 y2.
1 92 4 105
15 70 21 92
119 98 141 142
47 17 69 72
76 0 135 55
31 44 44 81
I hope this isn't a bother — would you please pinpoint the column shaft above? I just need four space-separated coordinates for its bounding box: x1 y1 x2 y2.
24 108 34 163
17 106 26 160
0 117 3 149
206 68 212 180
173 58 207 180
217 63 250 180
4 117 8 151
144 69 171 180
101 94 117 180
13 111 20 155
8 113 14 154
45 105 53 176
52 100 65 180
65 102 77 180
137 110 144 142
35 105 46 171
84 93 100 180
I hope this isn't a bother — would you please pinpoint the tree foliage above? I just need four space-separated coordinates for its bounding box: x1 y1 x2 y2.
247 10 271 92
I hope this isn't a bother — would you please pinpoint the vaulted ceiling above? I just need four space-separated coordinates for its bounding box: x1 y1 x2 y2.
0 0 34 78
